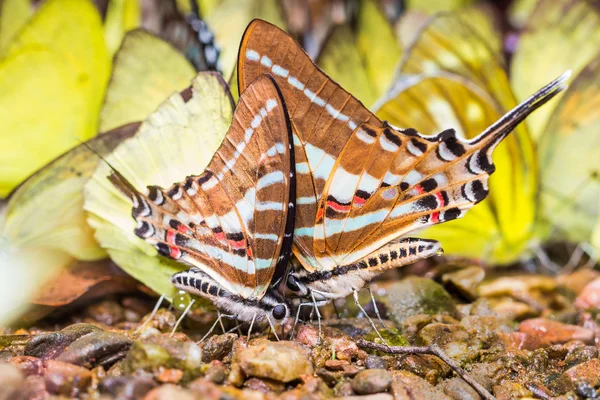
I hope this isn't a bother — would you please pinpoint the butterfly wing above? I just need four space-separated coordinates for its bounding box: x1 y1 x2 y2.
539 53 600 243
100 29 196 133
511 0 600 140
238 19 383 271
317 73 568 267
110 75 294 299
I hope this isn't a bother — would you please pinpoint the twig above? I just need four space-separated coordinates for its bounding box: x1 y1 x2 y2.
356 339 496 400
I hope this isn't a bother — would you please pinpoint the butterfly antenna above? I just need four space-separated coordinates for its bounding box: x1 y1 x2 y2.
77 139 140 200
471 70 571 145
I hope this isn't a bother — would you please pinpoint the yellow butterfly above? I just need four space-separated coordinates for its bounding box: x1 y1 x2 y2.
375 0 600 265
0 0 109 198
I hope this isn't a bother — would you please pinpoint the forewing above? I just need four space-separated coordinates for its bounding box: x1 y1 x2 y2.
238 19 382 270
317 74 568 267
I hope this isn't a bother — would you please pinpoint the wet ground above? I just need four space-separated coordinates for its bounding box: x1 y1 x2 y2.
2 265 600 399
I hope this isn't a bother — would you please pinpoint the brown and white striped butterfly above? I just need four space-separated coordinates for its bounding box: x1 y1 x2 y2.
110 74 297 327
237 20 568 304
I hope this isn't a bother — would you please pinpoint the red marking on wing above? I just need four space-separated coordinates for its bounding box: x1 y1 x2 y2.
214 232 226 242
170 246 181 259
327 200 351 213
247 246 253 259
177 224 189 234
414 185 425 195
166 229 176 244
430 192 445 224
353 195 367 206
229 240 246 249
316 208 324 221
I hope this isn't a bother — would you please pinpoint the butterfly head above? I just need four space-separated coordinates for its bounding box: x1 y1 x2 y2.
260 290 293 324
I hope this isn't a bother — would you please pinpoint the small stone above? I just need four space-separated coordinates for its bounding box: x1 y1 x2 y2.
325 359 350 371
143 384 195 400
565 345 598 368
244 377 286 393
351 369 393 395
441 266 485 300
334 380 355 397
492 381 532 400
557 269 600 295
100 376 156 399
124 335 202 374
10 355 44 376
236 339 313 383
477 275 556 297
10 375 48 400
201 333 237 363
366 355 386 369
56 331 132 368
86 300 125 325
487 297 538 321
560 359 600 388
438 377 481 400
188 378 224 399
519 318 594 347
44 359 92 396
383 277 457 326
340 394 393 400
390 370 450 400
155 367 183 383
0 363 24 400
418 323 479 362
204 360 228 384
575 277 600 310
24 323 102 360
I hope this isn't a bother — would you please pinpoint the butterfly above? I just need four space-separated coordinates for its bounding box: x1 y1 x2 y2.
237 20 568 307
104 74 297 329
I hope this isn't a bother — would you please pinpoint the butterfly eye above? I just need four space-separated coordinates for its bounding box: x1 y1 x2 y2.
272 304 287 320
286 275 301 292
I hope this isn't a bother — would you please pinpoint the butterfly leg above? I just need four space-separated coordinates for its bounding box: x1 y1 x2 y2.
217 310 227 334
353 290 390 347
170 299 196 337
135 294 165 333
332 300 343 319
248 313 257 341
366 287 393 334
200 313 224 343
310 291 323 343
290 300 310 340
265 316 281 341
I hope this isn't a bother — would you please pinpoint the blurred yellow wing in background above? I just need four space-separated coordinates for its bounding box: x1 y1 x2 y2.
99 29 196 133
0 0 109 197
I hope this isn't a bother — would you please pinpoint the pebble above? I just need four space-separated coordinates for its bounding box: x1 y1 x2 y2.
340 395 393 400
477 275 556 297
438 377 481 400
0 363 23 400
575 277 600 310
56 330 132 368
236 339 313 383
383 277 457 326
201 333 237 363
85 300 125 325
365 355 386 369
11 375 48 400
560 358 600 388
295 325 359 361
155 367 183 383
24 323 101 360
390 370 450 400
10 355 44 376
44 359 92 396
123 335 202 374
441 266 485 300
204 360 228 384
100 376 157 399
351 369 393 395
519 318 595 347
143 384 196 400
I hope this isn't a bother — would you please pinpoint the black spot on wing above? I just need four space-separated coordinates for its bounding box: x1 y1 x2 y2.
355 189 370 200
226 232 244 242
175 233 188 246
167 186 180 198
198 171 213 186
134 221 153 238
410 138 428 154
169 219 182 230
148 186 163 204
363 126 377 137
443 208 462 221
416 194 438 210
400 182 410 192
420 178 438 192
383 128 402 146
444 136 466 157
155 243 171 257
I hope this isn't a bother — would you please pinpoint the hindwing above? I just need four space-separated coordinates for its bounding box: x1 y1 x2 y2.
111 75 295 298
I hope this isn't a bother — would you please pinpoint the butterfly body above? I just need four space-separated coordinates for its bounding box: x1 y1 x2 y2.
288 237 441 302
172 267 289 323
